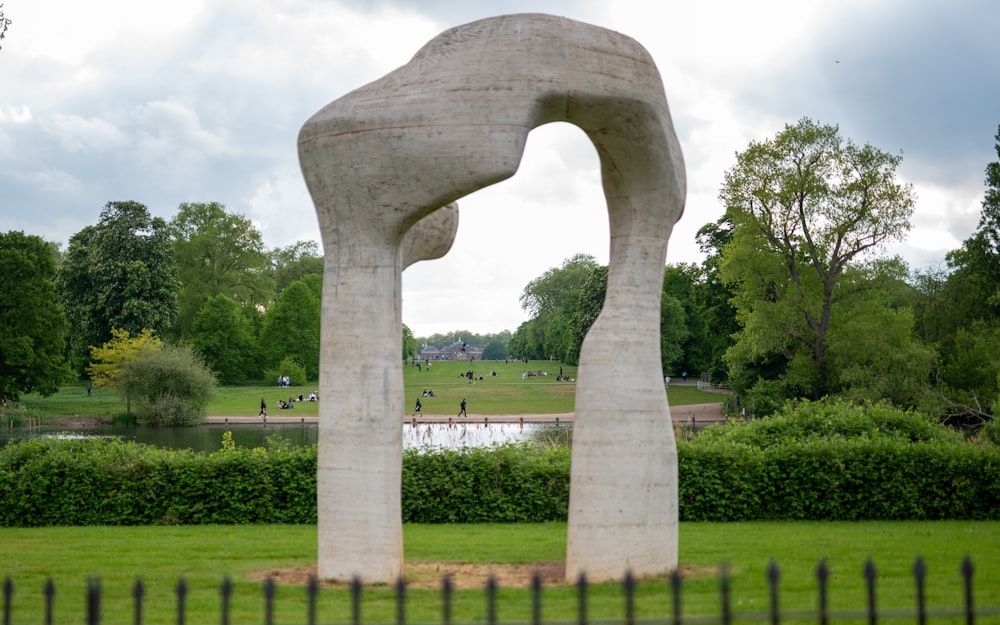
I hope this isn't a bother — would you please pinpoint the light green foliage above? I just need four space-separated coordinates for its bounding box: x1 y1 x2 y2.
121 344 216 426
259 279 320 379
520 253 599 363
402 323 418 360
269 240 323 294
191 294 257 383
0 231 72 404
87 327 162 390
167 202 274 341
58 201 179 371
719 118 921 407
570 262 690 374
660 292 689 373
481 340 507 360
922 126 1000 420
266 355 307 388
696 397 961 448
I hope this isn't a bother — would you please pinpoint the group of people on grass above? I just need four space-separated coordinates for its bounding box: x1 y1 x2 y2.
258 391 318 417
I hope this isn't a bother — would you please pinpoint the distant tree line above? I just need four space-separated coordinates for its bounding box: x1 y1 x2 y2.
1 119 998 429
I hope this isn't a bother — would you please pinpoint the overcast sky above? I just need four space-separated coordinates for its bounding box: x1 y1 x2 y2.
2 0 998 337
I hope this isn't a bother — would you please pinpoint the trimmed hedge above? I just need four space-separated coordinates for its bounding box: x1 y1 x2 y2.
1 431 998 526
0 437 317 526
677 438 1000 521
401 444 570 523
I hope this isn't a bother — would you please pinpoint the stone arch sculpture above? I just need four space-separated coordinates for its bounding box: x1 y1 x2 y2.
298 13 686 583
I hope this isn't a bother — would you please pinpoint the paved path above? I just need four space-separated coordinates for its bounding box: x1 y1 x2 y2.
207 402 725 426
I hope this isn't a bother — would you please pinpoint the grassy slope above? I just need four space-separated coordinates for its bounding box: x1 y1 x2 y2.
0 522 996 624
15 360 724 420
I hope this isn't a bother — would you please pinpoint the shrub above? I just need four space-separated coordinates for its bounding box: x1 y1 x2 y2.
122 345 216 426
697 398 961 448
266 356 307 387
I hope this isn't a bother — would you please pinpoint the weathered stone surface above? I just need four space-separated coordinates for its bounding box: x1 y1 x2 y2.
298 12 685 583
401 202 458 269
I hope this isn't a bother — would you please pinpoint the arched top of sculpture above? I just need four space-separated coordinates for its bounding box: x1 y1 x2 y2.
298 13 685 253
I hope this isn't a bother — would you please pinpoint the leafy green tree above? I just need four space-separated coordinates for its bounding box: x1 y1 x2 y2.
402 323 418 361
945 124 1000 319
691 220 739 383
937 321 1000 422
662 263 709 376
571 265 607 362
266 356 308 389
190 295 256 384
507 320 542 360
121 344 216 426
909 125 1000 422
87 328 160 382
270 240 324 295
520 254 599 363
87 328 163 411
0 4 10 51
481 341 507 360
570 264 689 373
259 279 320 380
59 201 179 371
167 202 273 340
719 118 918 407
0 231 72 406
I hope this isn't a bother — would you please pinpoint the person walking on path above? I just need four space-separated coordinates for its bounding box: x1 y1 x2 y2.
458 398 467 417
259 396 267 418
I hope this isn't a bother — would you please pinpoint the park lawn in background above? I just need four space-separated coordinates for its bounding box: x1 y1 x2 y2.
15 360 724 420
0 522 996 624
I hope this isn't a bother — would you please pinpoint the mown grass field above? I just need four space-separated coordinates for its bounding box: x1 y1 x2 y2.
1 522 996 624
14 360 724 420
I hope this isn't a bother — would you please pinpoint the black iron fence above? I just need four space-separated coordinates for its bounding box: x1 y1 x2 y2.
4 557 998 625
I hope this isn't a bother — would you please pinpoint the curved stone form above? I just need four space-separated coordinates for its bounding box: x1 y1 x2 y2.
298 13 685 583
401 202 458 269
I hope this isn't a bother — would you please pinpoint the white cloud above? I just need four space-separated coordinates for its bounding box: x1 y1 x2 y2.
1 0 996 337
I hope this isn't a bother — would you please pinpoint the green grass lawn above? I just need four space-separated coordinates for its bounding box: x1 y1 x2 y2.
14 360 724 420
0 522 995 624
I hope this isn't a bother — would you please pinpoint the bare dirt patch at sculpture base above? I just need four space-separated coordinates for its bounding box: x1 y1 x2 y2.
249 562 714 589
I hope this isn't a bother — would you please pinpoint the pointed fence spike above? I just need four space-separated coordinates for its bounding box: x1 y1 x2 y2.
132 578 144 625
766 560 780 625
961 556 974 625
719 563 732 625
624 570 635 625
815 560 829 625
307 575 318 625
670 569 682 625
442 575 453 625
913 557 927 625
531 571 543 625
863 559 877 625
350 577 362 625
263 577 276 625
44 578 56 625
577 572 588 625
220 577 232 625
395 575 406 625
3 576 13 625
175 578 187 625
486 575 498 625
87 578 101 625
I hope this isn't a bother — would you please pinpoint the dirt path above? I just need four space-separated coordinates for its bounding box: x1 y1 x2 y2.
207 402 726 425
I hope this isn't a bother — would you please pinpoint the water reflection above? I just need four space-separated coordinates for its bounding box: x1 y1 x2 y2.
0 422 572 453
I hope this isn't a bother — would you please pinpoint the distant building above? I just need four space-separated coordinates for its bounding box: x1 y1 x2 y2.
419 338 483 361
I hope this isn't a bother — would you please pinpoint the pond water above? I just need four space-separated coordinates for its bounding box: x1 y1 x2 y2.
0 422 572 453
